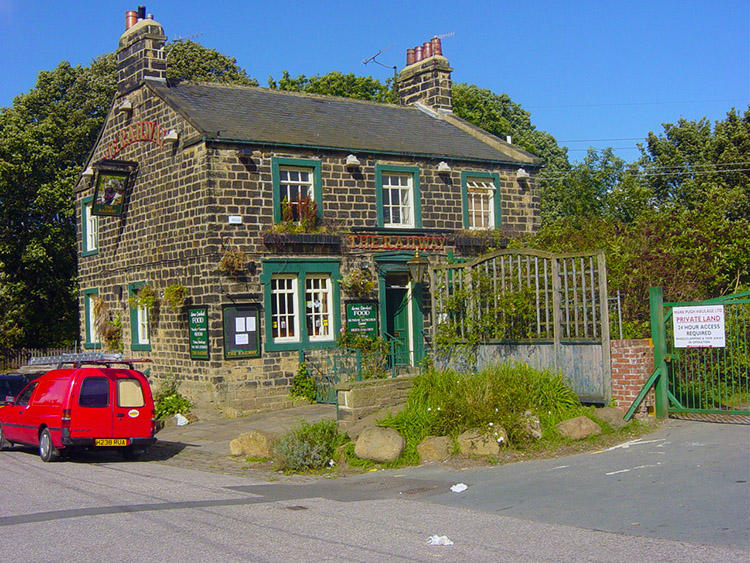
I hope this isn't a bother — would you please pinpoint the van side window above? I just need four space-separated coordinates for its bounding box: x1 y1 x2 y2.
118 379 145 408
16 381 38 406
79 377 109 408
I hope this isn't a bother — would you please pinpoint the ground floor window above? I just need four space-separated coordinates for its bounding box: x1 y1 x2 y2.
271 275 299 341
128 281 152 351
261 259 341 351
83 288 100 349
305 275 333 340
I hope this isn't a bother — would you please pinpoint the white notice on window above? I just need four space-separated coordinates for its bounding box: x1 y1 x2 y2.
235 333 249 345
247 316 255 331
236 318 246 332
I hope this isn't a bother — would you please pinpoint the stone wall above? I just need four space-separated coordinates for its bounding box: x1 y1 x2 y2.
75 77 540 415
336 375 417 423
610 339 654 414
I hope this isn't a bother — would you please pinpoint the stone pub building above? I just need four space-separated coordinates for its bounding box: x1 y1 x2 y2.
75 8 542 414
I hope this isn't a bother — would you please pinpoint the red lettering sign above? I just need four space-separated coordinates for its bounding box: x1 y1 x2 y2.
347 234 447 251
103 121 168 159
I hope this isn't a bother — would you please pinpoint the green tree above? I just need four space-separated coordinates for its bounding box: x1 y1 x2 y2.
165 40 258 85
637 107 750 216
451 83 570 176
0 55 116 348
268 70 394 103
0 42 257 348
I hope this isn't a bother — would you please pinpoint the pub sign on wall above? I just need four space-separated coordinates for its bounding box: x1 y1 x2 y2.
223 305 261 359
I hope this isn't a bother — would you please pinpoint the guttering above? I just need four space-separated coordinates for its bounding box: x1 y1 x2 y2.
197 136 543 169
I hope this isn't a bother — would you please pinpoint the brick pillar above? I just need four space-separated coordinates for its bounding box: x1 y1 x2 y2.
610 339 655 414
116 18 167 96
397 56 453 112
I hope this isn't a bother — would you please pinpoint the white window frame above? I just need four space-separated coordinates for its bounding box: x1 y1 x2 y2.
382 173 414 228
466 177 496 229
85 291 100 346
278 166 314 222
305 275 333 342
136 305 150 346
271 275 300 343
83 199 99 253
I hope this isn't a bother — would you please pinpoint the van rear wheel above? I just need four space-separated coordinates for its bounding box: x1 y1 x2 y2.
39 428 60 462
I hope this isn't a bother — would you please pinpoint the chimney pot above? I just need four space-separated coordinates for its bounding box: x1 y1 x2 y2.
415 45 423 62
137 5 146 20
406 48 415 66
423 41 432 58
431 37 442 56
125 10 137 29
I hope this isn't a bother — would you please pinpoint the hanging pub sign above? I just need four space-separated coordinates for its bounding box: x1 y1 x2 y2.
672 305 726 348
223 305 261 359
346 301 379 339
188 307 209 360
92 169 130 217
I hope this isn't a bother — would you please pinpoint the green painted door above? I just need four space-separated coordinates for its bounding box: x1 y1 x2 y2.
386 275 410 366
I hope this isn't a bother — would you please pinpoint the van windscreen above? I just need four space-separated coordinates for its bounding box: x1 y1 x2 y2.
118 379 145 408
79 377 109 408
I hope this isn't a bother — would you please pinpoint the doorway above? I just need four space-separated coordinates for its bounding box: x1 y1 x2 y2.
385 273 411 366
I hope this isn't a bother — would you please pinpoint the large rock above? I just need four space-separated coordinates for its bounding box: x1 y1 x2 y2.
354 426 405 463
457 426 506 456
595 407 628 429
229 429 277 458
520 410 543 440
417 436 452 462
556 416 602 440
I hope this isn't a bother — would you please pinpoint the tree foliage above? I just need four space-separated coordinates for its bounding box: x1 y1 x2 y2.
452 83 569 175
0 42 256 348
525 108 750 337
268 70 395 103
165 40 258 86
0 55 117 347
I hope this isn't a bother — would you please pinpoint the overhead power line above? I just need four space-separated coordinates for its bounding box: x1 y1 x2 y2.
526 98 748 109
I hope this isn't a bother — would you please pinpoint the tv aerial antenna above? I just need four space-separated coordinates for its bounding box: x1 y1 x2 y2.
171 32 204 43
362 44 397 71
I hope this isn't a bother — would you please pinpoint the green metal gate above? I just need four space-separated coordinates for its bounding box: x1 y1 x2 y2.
301 345 398 404
627 287 750 420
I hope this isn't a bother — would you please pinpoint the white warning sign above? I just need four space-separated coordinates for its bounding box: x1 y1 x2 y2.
672 305 725 348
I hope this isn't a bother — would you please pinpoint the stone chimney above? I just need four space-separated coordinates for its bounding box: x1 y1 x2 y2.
116 6 167 96
397 37 453 112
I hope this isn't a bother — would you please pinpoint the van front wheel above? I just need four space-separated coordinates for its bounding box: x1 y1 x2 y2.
39 429 60 462
0 425 12 450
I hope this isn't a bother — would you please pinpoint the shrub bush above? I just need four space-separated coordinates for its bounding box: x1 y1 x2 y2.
290 362 317 402
154 375 193 419
273 419 347 472
379 362 587 464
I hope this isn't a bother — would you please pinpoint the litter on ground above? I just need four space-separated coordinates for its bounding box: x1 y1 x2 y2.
427 535 454 546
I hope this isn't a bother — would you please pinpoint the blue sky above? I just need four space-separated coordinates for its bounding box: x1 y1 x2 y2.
0 1 747 163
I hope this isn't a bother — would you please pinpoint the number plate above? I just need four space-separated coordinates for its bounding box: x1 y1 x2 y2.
95 438 128 447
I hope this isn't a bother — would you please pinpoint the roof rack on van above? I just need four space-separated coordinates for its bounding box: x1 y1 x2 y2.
28 353 152 370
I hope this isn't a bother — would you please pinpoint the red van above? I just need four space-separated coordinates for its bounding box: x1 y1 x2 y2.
0 361 156 462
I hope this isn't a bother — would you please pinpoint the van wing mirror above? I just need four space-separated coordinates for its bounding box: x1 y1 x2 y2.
4 396 15 405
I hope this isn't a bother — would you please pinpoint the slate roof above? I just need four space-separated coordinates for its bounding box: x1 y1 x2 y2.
145 79 541 166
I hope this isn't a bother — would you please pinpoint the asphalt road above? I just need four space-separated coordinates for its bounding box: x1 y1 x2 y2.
0 419 747 562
